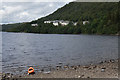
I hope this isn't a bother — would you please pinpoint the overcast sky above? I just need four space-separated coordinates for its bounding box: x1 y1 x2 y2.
0 1 74 24
1 0 118 24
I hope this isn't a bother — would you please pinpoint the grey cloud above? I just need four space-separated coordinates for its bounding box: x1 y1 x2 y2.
1 2 68 24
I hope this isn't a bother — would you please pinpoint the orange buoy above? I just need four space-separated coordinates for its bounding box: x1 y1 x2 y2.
28 67 34 74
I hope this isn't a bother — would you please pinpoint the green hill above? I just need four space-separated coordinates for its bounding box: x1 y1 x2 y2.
2 2 120 35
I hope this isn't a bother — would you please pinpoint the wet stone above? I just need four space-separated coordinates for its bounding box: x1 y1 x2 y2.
58 62 63 65
43 71 51 74
101 68 106 72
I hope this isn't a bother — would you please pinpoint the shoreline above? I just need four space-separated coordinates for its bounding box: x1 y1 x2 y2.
2 31 120 36
2 59 118 79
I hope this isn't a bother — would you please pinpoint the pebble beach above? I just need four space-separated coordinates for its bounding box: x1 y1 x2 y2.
1 59 118 79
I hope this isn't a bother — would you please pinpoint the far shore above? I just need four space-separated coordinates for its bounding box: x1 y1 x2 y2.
1 59 118 79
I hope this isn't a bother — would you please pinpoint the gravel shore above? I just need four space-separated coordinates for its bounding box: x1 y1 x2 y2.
1 59 118 79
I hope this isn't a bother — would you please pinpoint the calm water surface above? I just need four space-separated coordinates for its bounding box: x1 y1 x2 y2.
2 32 118 74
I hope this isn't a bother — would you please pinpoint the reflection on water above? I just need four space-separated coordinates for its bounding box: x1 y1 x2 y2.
2 32 118 74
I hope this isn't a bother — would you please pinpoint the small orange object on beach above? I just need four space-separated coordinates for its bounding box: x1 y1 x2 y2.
28 67 34 74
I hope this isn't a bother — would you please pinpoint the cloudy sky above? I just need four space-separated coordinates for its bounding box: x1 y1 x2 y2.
0 0 74 24
1 0 118 24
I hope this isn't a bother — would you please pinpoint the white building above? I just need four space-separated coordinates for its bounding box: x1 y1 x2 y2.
44 21 52 24
44 20 70 26
58 20 64 24
73 22 78 26
53 22 59 26
31 24 38 26
83 21 89 25
60 21 69 26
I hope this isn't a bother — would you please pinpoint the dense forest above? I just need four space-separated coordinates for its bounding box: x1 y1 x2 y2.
2 2 120 35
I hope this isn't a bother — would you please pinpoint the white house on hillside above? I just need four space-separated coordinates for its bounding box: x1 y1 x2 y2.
44 20 74 26
53 22 59 26
44 21 52 23
73 22 78 26
83 21 89 25
31 24 38 26
60 21 69 26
